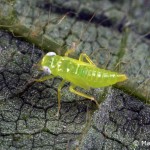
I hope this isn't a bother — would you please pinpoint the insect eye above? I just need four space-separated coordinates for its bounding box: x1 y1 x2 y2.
43 66 51 74
46 52 56 56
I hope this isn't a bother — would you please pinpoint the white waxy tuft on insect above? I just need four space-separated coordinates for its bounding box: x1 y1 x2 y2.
46 52 56 56
43 66 51 74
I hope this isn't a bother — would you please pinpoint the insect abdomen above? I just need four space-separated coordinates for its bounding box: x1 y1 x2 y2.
76 65 127 88
87 68 126 88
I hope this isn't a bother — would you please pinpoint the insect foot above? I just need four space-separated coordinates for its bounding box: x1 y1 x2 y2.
55 109 61 118
91 98 100 109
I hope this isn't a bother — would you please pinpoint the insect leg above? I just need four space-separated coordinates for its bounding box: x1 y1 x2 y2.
69 84 99 108
79 53 96 66
57 79 66 116
65 49 75 56
64 42 76 56
34 75 54 82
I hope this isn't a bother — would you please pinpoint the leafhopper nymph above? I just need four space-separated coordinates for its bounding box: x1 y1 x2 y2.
35 49 127 116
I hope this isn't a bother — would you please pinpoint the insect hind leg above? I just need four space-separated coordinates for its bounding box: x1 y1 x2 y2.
69 84 99 108
79 53 96 66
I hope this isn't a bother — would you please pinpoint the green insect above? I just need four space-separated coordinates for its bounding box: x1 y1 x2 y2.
35 48 127 116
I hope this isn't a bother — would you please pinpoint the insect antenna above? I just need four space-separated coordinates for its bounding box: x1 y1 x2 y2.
77 12 96 46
